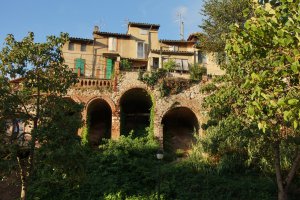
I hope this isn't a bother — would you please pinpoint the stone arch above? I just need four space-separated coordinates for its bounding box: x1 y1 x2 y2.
161 106 199 156
86 97 115 146
119 87 153 137
85 96 116 114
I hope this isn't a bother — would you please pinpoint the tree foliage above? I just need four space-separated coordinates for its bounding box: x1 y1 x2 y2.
200 0 252 52
0 32 83 200
202 0 300 199
225 1 300 199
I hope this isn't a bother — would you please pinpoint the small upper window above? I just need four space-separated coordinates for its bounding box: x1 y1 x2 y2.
81 44 86 52
108 37 117 51
169 45 179 51
68 43 74 51
140 29 148 35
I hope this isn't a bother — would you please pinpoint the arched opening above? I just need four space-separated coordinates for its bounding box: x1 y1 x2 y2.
87 99 112 146
162 107 199 157
120 88 152 137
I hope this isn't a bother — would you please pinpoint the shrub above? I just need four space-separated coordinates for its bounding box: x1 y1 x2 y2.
189 64 207 81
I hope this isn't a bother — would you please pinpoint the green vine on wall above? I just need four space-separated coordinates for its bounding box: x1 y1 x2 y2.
146 93 155 140
81 115 90 146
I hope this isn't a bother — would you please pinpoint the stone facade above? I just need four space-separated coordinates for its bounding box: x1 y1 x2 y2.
67 68 206 146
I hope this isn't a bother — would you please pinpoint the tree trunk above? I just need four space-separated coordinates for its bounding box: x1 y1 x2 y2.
273 141 286 200
17 156 26 200
278 190 288 200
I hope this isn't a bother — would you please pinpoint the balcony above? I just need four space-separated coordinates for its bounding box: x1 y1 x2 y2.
75 77 113 89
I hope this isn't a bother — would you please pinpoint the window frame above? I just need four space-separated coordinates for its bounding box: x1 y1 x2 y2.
108 37 117 51
137 41 145 58
68 42 74 51
80 44 87 52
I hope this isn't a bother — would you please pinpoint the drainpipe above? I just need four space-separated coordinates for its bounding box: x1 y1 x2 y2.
147 25 153 71
92 38 96 77
160 42 163 69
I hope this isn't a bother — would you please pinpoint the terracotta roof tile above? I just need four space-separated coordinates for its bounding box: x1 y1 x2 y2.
93 31 131 38
128 22 160 29
69 37 93 44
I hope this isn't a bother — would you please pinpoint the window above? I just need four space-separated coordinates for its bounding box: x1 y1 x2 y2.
81 44 86 52
198 51 207 64
140 29 148 35
75 58 85 76
175 59 189 71
169 45 179 51
68 43 74 51
108 37 117 51
152 57 159 69
137 41 145 58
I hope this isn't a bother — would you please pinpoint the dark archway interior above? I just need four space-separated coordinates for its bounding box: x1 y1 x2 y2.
87 99 112 146
120 88 152 136
162 107 199 155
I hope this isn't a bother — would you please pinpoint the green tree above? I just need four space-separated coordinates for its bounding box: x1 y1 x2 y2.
200 0 252 53
0 32 82 200
226 1 300 199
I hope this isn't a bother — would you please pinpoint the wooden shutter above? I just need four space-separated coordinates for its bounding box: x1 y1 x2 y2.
75 58 85 76
106 58 113 79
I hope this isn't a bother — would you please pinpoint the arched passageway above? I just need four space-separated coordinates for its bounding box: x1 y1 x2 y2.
87 99 112 146
120 88 152 137
162 107 199 156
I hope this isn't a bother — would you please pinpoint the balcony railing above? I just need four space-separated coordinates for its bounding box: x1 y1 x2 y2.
76 77 112 89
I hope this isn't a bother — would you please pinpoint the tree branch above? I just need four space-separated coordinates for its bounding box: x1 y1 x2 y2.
285 150 300 189
274 141 284 192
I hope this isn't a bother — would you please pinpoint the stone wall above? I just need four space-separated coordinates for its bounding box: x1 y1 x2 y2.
67 70 206 144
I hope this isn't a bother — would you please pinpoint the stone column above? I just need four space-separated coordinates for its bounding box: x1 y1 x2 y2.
111 112 120 140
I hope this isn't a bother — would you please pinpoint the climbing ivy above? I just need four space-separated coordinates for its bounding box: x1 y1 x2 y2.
138 68 168 88
147 93 155 140
81 116 90 146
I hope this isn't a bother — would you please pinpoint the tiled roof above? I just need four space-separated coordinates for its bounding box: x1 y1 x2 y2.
159 39 195 43
128 22 160 29
93 31 131 38
122 57 148 62
151 49 194 55
69 37 94 44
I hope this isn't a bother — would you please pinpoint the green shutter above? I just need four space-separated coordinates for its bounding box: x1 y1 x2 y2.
106 59 114 79
75 58 85 75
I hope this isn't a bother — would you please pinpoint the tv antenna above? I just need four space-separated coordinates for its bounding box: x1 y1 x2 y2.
122 18 129 31
176 12 185 40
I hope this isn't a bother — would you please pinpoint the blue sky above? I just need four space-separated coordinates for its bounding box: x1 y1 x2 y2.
0 0 204 45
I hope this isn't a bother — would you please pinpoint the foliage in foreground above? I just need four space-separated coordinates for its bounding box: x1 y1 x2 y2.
27 134 277 200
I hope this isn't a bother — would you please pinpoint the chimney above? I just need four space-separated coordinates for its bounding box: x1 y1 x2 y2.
94 25 99 32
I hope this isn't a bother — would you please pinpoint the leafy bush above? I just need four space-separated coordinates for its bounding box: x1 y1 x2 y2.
27 129 278 200
163 59 176 72
120 59 132 71
189 64 207 81
199 83 218 94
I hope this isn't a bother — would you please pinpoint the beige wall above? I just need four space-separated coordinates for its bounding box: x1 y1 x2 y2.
62 25 224 77
202 52 225 76
62 42 94 77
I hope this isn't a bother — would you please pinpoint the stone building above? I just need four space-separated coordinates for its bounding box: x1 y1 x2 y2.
63 22 223 151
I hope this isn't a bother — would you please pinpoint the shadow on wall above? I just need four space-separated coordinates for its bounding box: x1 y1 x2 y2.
87 98 112 146
120 88 152 137
162 106 199 158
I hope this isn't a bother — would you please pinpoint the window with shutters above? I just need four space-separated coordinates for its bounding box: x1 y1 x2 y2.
174 59 189 71
108 37 117 51
137 41 145 58
75 58 85 76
